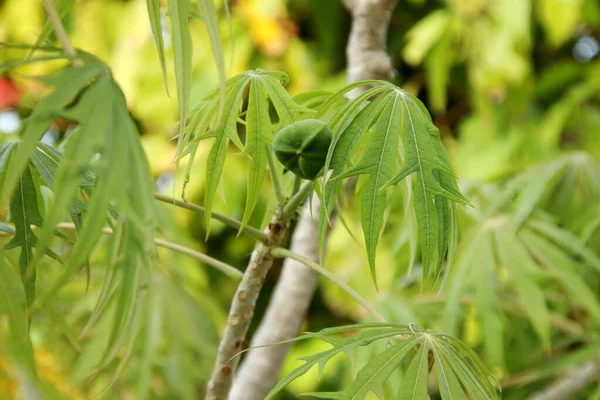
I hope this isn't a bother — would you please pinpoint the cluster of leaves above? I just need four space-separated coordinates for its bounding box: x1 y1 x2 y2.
179 69 312 232
182 75 469 288
441 153 600 369
265 324 499 399
0 51 162 396
146 0 227 143
315 82 468 286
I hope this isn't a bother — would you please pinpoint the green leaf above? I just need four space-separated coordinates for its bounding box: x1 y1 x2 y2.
403 9 452 65
4 164 47 306
30 73 157 312
308 337 423 399
267 325 498 400
0 64 104 201
183 70 310 235
0 252 31 346
256 71 311 125
240 79 272 231
197 0 226 121
495 229 550 350
318 90 390 261
201 75 250 234
265 327 405 400
335 93 399 285
168 0 193 145
434 347 468 400
32 74 113 282
386 95 468 283
473 229 504 369
146 0 169 94
0 141 18 194
137 278 163 399
511 158 567 228
397 340 430 400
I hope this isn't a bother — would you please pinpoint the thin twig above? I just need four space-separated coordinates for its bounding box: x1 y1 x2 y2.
270 247 384 321
41 0 81 65
7 222 243 279
154 193 268 243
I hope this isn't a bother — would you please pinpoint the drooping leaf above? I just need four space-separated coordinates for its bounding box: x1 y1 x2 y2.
28 71 157 313
240 79 272 230
0 252 32 347
318 90 390 263
334 93 399 285
385 96 468 283
3 164 58 306
433 345 468 400
146 0 169 94
168 0 193 147
197 0 226 122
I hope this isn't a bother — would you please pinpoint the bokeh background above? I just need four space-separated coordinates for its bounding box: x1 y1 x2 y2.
1 0 600 398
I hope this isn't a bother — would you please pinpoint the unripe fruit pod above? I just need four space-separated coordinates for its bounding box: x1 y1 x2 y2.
272 119 332 180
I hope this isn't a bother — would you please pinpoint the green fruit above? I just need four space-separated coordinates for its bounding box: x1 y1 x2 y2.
272 119 332 180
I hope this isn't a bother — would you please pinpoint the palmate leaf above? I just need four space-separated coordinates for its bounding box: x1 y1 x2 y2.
320 82 467 287
0 61 158 311
182 69 311 234
265 324 499 400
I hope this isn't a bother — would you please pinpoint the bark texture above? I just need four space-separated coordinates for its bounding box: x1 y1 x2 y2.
228 1 398 399
205 215 289 400
528 358 600 400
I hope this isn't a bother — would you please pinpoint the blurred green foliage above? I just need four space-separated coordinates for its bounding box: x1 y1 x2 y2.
1 0 600 398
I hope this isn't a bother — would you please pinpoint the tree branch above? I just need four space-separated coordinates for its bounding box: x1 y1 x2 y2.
527 358 600 400
205 213 290 400
0 222 243 279
154 193 268 243
229 1 398 399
